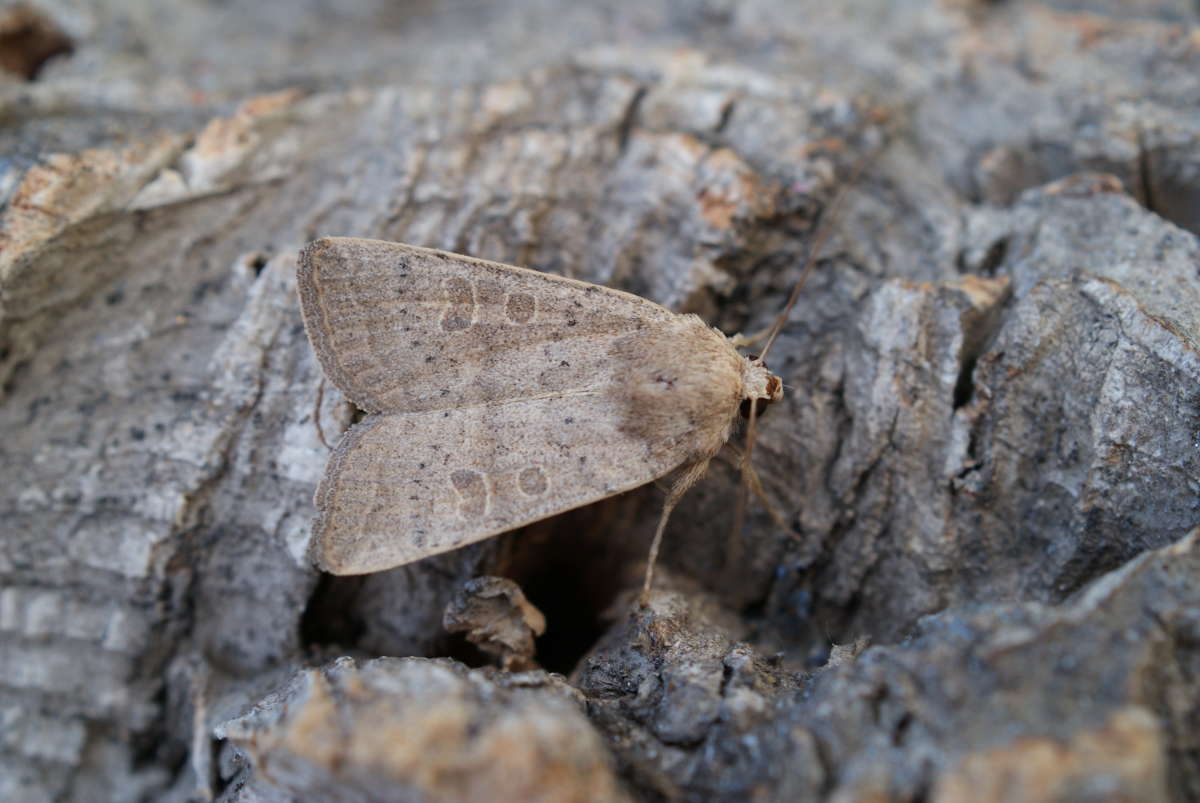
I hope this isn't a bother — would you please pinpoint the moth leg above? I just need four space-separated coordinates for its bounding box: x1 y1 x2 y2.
719 444 791 532
640 458 712 604
312 378 333 450
741 457 792 533
715 442 745 470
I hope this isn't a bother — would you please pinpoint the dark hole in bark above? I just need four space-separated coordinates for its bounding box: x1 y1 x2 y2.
0 4 74 81
978 237 1008 278
299 574 367 648
952 351 978 409
502 496 644 675
2 358 30 397
246 252 269 276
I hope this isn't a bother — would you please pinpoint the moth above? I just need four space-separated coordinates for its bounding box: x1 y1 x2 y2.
297 237 790 592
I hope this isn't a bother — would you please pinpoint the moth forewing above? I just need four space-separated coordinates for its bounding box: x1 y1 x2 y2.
297 237 674 414
297 238 782 576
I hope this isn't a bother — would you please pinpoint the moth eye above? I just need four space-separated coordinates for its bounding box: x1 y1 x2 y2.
739 397 771 419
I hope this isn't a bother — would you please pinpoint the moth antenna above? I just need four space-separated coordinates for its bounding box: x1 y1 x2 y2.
727 397 759 582
313 378 333 450
758 151 877 363
731 146 880 556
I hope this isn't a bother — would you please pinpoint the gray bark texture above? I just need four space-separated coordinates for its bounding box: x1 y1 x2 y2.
1 1 1198 801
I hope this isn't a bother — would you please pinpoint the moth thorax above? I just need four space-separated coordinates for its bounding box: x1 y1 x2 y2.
739 356 784 419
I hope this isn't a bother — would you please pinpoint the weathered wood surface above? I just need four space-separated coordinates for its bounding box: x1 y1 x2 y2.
1 1 1198 801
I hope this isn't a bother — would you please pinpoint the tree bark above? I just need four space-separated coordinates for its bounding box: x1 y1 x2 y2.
1 1 1198 801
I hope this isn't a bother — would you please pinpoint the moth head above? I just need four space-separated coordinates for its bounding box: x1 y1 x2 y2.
739 354 784 419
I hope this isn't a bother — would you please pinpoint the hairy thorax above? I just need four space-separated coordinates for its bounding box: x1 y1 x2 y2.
607 314 773 463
